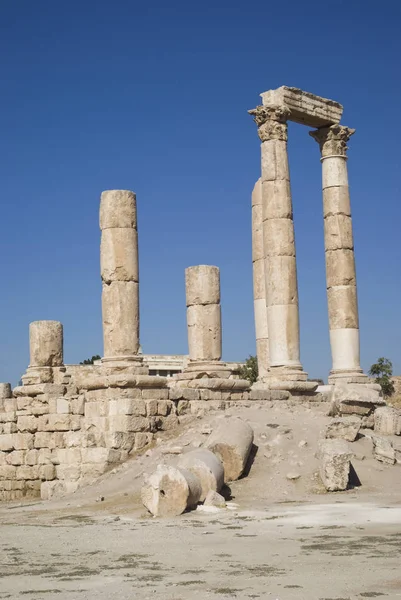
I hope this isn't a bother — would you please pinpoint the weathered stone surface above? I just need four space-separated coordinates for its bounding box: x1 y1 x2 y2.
372 435 396 464
141 465 202 517
187 304 221 361
29 321 63 367
206 417 254 483
326 249 356 288
100 190 137 230
325 417 361 442
317 439 353 492
101 228 139 284
333 384 385 416
203 489 226 508
185 265 220 306
0 384 12 400
102 281 139 358
178 449 224 501
374 407 401 436
327 286 358 330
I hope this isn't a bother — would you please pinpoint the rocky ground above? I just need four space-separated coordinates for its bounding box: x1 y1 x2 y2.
1 401 401 599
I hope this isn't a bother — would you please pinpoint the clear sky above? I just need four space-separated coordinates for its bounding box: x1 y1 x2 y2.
1 0 400 386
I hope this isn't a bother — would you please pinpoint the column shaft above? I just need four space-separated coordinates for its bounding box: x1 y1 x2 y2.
252 178 269 377
100 190 141 363
310 126 364 381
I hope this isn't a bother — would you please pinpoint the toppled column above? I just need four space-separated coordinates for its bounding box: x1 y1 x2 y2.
206 417 254 482
141 465 202 516
178 448 224 501
178 265 232 381
22 321 64 384
252 179 269 379
310 126 366 384
100 190 144 370
317 439 353 491
248 104 313 392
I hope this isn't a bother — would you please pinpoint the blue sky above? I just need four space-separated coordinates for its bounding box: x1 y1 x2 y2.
1 0 400 385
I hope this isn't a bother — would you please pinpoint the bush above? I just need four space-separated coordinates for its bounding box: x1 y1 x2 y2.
369 357 395 398
239 355 258 385
80 354 101 365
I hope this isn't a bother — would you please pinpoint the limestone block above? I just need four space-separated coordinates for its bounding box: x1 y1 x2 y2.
105 431 136 451
0 412 16 423
161 414 179 431
56 398 70 414
38 448 52 464
56 464 82 481
100 190 137 230
13 434 34 450
266 255 298 306
34 432 56 449
185 265 220 306
102 281 139 357
253 258 266 301
334 384 385 416
326 249 356 288
3 398 17 412
16 465 39 480
263 218 295 258
145 399 158 416
47 414 73 431
101 228 139 284
81 447 111 464
39 465 56 481
134 432 151 450
157 401 171 416
142 389 169 400
63 431 83 448
109 399 146 416
325 417 361 442
6 451 25 466
374 407 401 436
169 387 200 401
17 397 30 411
2 423 17 434
267 304 301 366
261 139 289 182
29 321 63 367
0 465 17 480
29 404 50 417
206 417 254 483
322 157 348 188
25 450 39 465
17 416 39 433
252 178 262 207
324 214 353 252
85 401 108 418
204 489 226 508
327 286 358 329
323 186 351 218
40 480 64 500
372 435 396 464
108 415 149 432
262 180 293 220
55 448 82 465
0 383 12 400
317 439 353 491
178 449 224 501
252 204 264 262
187 304 221 361
141 465 202 517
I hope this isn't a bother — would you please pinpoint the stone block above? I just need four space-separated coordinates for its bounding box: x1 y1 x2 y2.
34 432 55 449
374 407 401 436
38 449 52 464
0 465 17 480
3 398 17 412
56 464 81 481
63 431 83 448
17 416 39 433
47 414 78 431
141 465 202 517
17 397 31 411
6 450 25 466
157 400 171 416
187 304 222 361
142 388 169 400
0 434 14 451
2 422 17 434
70 396 85 415
326 249 356 288
101 227 139 284
0 383 12 400
85 401 108 418
100 189 137 230
16 465 39 480
317 439 353 491
204 489 226 508
263 217 295 258
105 431 135 451
41 480 64 500
145 399 158 416
206 417 254 482
199 389 222 401
29 320 63 367
134 432 151 450
56 398 70 414
161 414 179 431
102 281 139 358
25 450 39 466
324 214 353 252
0 412 17 423
109 415 150 432
109 399 146 416
327 286 358 329
39 465 56 480
325 417 361 442
372 435 396 465
13 434 34 450
29 404 50 417
81 447 110 464
185 265 220 306
177 400 190 415
55 448 82 465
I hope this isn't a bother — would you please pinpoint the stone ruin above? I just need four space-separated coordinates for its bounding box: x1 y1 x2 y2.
0 86 388 502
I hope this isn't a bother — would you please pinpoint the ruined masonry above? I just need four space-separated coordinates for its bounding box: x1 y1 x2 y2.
0 86 384 502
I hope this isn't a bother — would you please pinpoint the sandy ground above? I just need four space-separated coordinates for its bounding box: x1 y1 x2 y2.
1 402 401 599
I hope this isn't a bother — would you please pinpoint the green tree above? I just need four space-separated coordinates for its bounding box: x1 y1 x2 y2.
80 354 101 365
239 355 258 385
369 357 395 398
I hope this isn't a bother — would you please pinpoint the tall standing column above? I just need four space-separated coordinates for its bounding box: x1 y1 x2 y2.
252 178 269 378
310 126 366 383
100 190 143 366
249 105 309 388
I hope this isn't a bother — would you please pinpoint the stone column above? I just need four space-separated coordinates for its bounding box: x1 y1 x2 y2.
252 178 269 378
29 321 63 367
310 125 366 383
185 265 222 363
100 190 143 368
249 105 310 389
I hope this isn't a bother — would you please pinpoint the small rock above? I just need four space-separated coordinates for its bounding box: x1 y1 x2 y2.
145 450 152 457
201 426 212 435
204 490 226 509
96 496 105 502
114 516 120 521
286 472 301 481
298 440 308 448
191 440 202 448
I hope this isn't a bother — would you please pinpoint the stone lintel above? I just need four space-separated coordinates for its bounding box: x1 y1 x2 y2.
260 86 343 128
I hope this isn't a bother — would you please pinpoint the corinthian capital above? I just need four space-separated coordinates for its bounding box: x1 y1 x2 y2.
248 104 290 142
309 125 355 158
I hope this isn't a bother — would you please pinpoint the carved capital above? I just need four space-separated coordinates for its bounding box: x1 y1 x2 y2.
248 104 290 142
309 125 355 158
